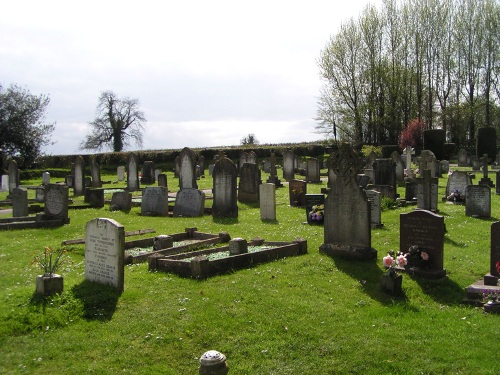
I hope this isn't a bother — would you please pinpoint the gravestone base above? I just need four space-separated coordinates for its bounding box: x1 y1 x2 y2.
319 243 377 261
484 273 499 286
478 178 495 188
404 267 446 280
266 176 283 187
371 223 384 229
465 279 500 301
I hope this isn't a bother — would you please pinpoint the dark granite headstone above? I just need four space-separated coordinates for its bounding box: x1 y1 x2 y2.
212 157 238 218
12 187 28 217
238 163 261 203
305 194 324 224
84 189 105 208
141 161 156 184
289 179 307 207
484 222 500 286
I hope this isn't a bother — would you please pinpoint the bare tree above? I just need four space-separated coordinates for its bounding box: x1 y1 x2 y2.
80 91 146 152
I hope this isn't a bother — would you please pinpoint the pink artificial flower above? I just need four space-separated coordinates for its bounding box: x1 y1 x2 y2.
383 255 394 268
420 252 429 261
397 254 408 267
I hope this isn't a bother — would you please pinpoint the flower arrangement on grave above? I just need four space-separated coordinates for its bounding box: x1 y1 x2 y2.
446 189 465 203
405 245 430 269
292 188 304 196
482 289 500 303
33 247 67 277
308 204 324 223
382 251 408 277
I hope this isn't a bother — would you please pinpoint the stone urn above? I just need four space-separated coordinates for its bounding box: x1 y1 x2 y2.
36 273 63 296
483 301 500 314
199 350 229 375
380 273 403 295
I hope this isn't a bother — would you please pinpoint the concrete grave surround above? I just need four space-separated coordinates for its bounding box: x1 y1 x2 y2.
173 188 205 217
320 144 376 260
259 183 276 220
85 218 125 292
400 210 446 279
465 185 491 218
212 157 238 218
141 187 169 216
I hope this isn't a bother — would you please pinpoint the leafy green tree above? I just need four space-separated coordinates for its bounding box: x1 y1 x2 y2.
240 133 259 145
0 84 55 168
80 91 146 152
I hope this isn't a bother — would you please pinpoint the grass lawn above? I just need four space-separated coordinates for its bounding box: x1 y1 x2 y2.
0 166 498 374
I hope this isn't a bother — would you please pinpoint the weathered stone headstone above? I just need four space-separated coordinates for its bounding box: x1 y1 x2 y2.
73 156 85 196
259 183 276 220
117 166 125 181
8 160 19 194
154 169 162 182
174 156 180 178
110 191 132 212
405 179 418 202
403 146 414 176
90 159 102 188
84 189 105 208
288 179 307 207
282 149 295 181
1 175 8 192
35 187 45 202
445 171 472 199
44 184 69 222
262 160 271 173
365 189 383 228
141 187 169 216
212 157 238 218
65 175 73 188
400 210 446 279
417 169 438 211
141 161 156 184
42 172 50 185
365 151 378 169
465 185 491 218
85 218 125 292
266 152 282 186
305 194 324 224
127 153 140 192
198 155 205 176
478 153 495 187
179 147 198 190
471 156 480 171
247 151 257 164
372 158 397 198
320 144 376 260
12 187 28 217
238 162 261 203
157 173 167 188
440 160 449 175
391 151 405 185
457 149 468 167
173 188 205 217
484 221 500 286
419 150 438 178
306 158 321 183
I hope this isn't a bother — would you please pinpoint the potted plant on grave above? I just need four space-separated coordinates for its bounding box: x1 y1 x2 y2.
33 247 67 296
381 251 407 295
446 189 465 204
308 204 324 224
482 289 500 314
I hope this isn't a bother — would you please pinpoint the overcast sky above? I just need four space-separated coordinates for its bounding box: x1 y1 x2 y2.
1 0 381 155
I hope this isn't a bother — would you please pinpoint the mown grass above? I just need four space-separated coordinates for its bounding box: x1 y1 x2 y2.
0 167 498 374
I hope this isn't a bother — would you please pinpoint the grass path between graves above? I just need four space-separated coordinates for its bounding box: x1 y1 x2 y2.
0 167 498 374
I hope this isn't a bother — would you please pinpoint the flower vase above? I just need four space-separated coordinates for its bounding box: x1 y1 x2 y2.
483 301 500 314
380 274 403 295
36 274 63 296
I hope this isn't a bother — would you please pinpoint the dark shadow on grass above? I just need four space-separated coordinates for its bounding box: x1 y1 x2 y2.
329 256 412 306
261 219 280 224
72 280 120 321
443 235 467 247
212 216 239 225
408 274 465 306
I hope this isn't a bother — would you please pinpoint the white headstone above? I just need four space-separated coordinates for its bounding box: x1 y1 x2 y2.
259 183 276 220
42 172 50 185
1 175 8 191
117 166 125 181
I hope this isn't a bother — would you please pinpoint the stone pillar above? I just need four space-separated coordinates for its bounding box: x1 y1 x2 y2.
199 350 229 375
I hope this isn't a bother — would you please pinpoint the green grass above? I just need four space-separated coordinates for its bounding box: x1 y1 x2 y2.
0 168 498 374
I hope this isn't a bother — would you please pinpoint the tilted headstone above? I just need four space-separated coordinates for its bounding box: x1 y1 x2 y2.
417 169 438 211
117 166 125 181
457 149 468 167
42 172 50 185
212 157 238 218
445 171 472 199
90 159 102 188
400 210 446 279
306 158 321 183
8 160 19 194
173 188 205 217
127 153 140 192
465 185 491 218
179 147 198 190
110 191 132 212
259 183 276 221
12 187 28 217
282 149 295 181
320 144 376 260
365 189 383 228
141 161 156 184
44 184 69 222
141 187 169 216
484 221 500 286
288 179 307 207
84 218 125 292
238 162 261 203
73 155 85 196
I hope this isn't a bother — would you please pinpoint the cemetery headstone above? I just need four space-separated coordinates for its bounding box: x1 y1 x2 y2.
84 189 105 208
305 194 324 224
127 153 140 191
154 169 162 182
1 175 8 192
372 158 397 198
457 149 468 167
404 146 414 176
476 127 497 161
141 187 169 216
465 185 491 218
90 159 102 188
8 160 19 194
391 151 405 185
423 129 445 161
73 155 85 196
157 173 167 188
471 156 480 171
65 175 73 188
306 158 321 183
35 187 45 202
417 169 438 212
42 172 50 185
117 166 125 181
141 161 156 184
282 150 295 181
259 183 276 221
440 160 450 175
179 147 198 190
400 210 446 279
364 151 378 169
262 160 271 173
419 150 438 178
238 163 261 203
198 155 205 176
84 218 125 292
405 179 418 203
319 144 376 260
288 179 307 207
247 151 257 164
44 184 69 222
12 187 28 217
497 171 500 195
110 191 132 212
266 152 282 186
173 188 205 217
212 156 238 218
174 156 180 178
478 153 495 187
239 152 249 170
484 221 500 286
365 189 383 228
445 171 471 202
